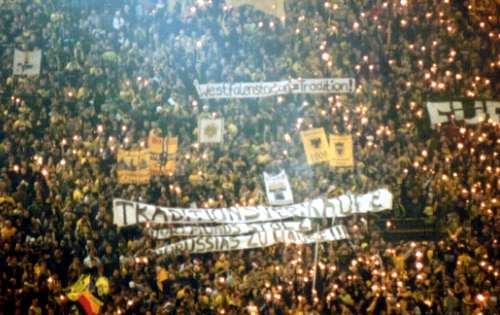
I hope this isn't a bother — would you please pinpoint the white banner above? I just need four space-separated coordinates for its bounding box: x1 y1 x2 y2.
154 225 349 256
195 78 355 99
263 170 294 205
148 220 312 239
198 117 224 143
426 100 500 128
13 49 42 76
113 188 392 226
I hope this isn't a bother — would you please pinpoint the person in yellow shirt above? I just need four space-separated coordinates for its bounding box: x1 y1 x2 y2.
28 298 42 315
393 249 406 272
96 275 110 297
156 266 169 291
1 219 16 240
457 252 472 272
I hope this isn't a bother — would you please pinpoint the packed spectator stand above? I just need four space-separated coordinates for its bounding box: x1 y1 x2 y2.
0 0 499 314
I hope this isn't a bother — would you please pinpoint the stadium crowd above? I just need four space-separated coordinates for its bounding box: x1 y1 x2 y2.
0 0 499 314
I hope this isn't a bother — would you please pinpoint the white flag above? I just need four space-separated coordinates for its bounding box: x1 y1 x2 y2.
198 117 224 143
263 170 294 205
13 49 42 76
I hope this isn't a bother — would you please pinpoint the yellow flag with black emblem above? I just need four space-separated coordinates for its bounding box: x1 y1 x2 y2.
301 128 331 165
329 135 354 168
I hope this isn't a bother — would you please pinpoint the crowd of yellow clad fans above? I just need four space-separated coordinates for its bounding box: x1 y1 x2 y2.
0 0 498 314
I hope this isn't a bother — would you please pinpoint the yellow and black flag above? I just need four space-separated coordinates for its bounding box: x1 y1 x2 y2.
148 130 177 176
301 128 331 165
329 135 354 168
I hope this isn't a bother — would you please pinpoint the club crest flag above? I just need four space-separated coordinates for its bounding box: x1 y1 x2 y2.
198 117 224 143
227 0 285 18
263 170 294 205
148 131 177 176
116 149 150 184
329 135 354 168
13 49 42 76
301 128 331 165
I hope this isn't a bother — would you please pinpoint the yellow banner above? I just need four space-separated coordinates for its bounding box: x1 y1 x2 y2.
116 149 150 184
117 131 178 184
301 128 331 165
148 133 178 176
164 137 177 174
228 0 285 18
148 133 164 176
329 135 354 168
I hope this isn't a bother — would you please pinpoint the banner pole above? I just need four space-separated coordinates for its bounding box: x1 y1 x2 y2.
311 225 320 297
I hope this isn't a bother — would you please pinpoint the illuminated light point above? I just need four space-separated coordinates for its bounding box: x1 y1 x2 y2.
476 293 486 303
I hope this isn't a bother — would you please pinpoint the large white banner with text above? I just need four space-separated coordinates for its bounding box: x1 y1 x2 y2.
148 220 313 239
154 225 349 255
195 78 355 99
426 100 500 128
113 188 392 226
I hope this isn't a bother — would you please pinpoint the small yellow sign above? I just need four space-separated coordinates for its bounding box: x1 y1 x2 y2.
329 135 354 168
